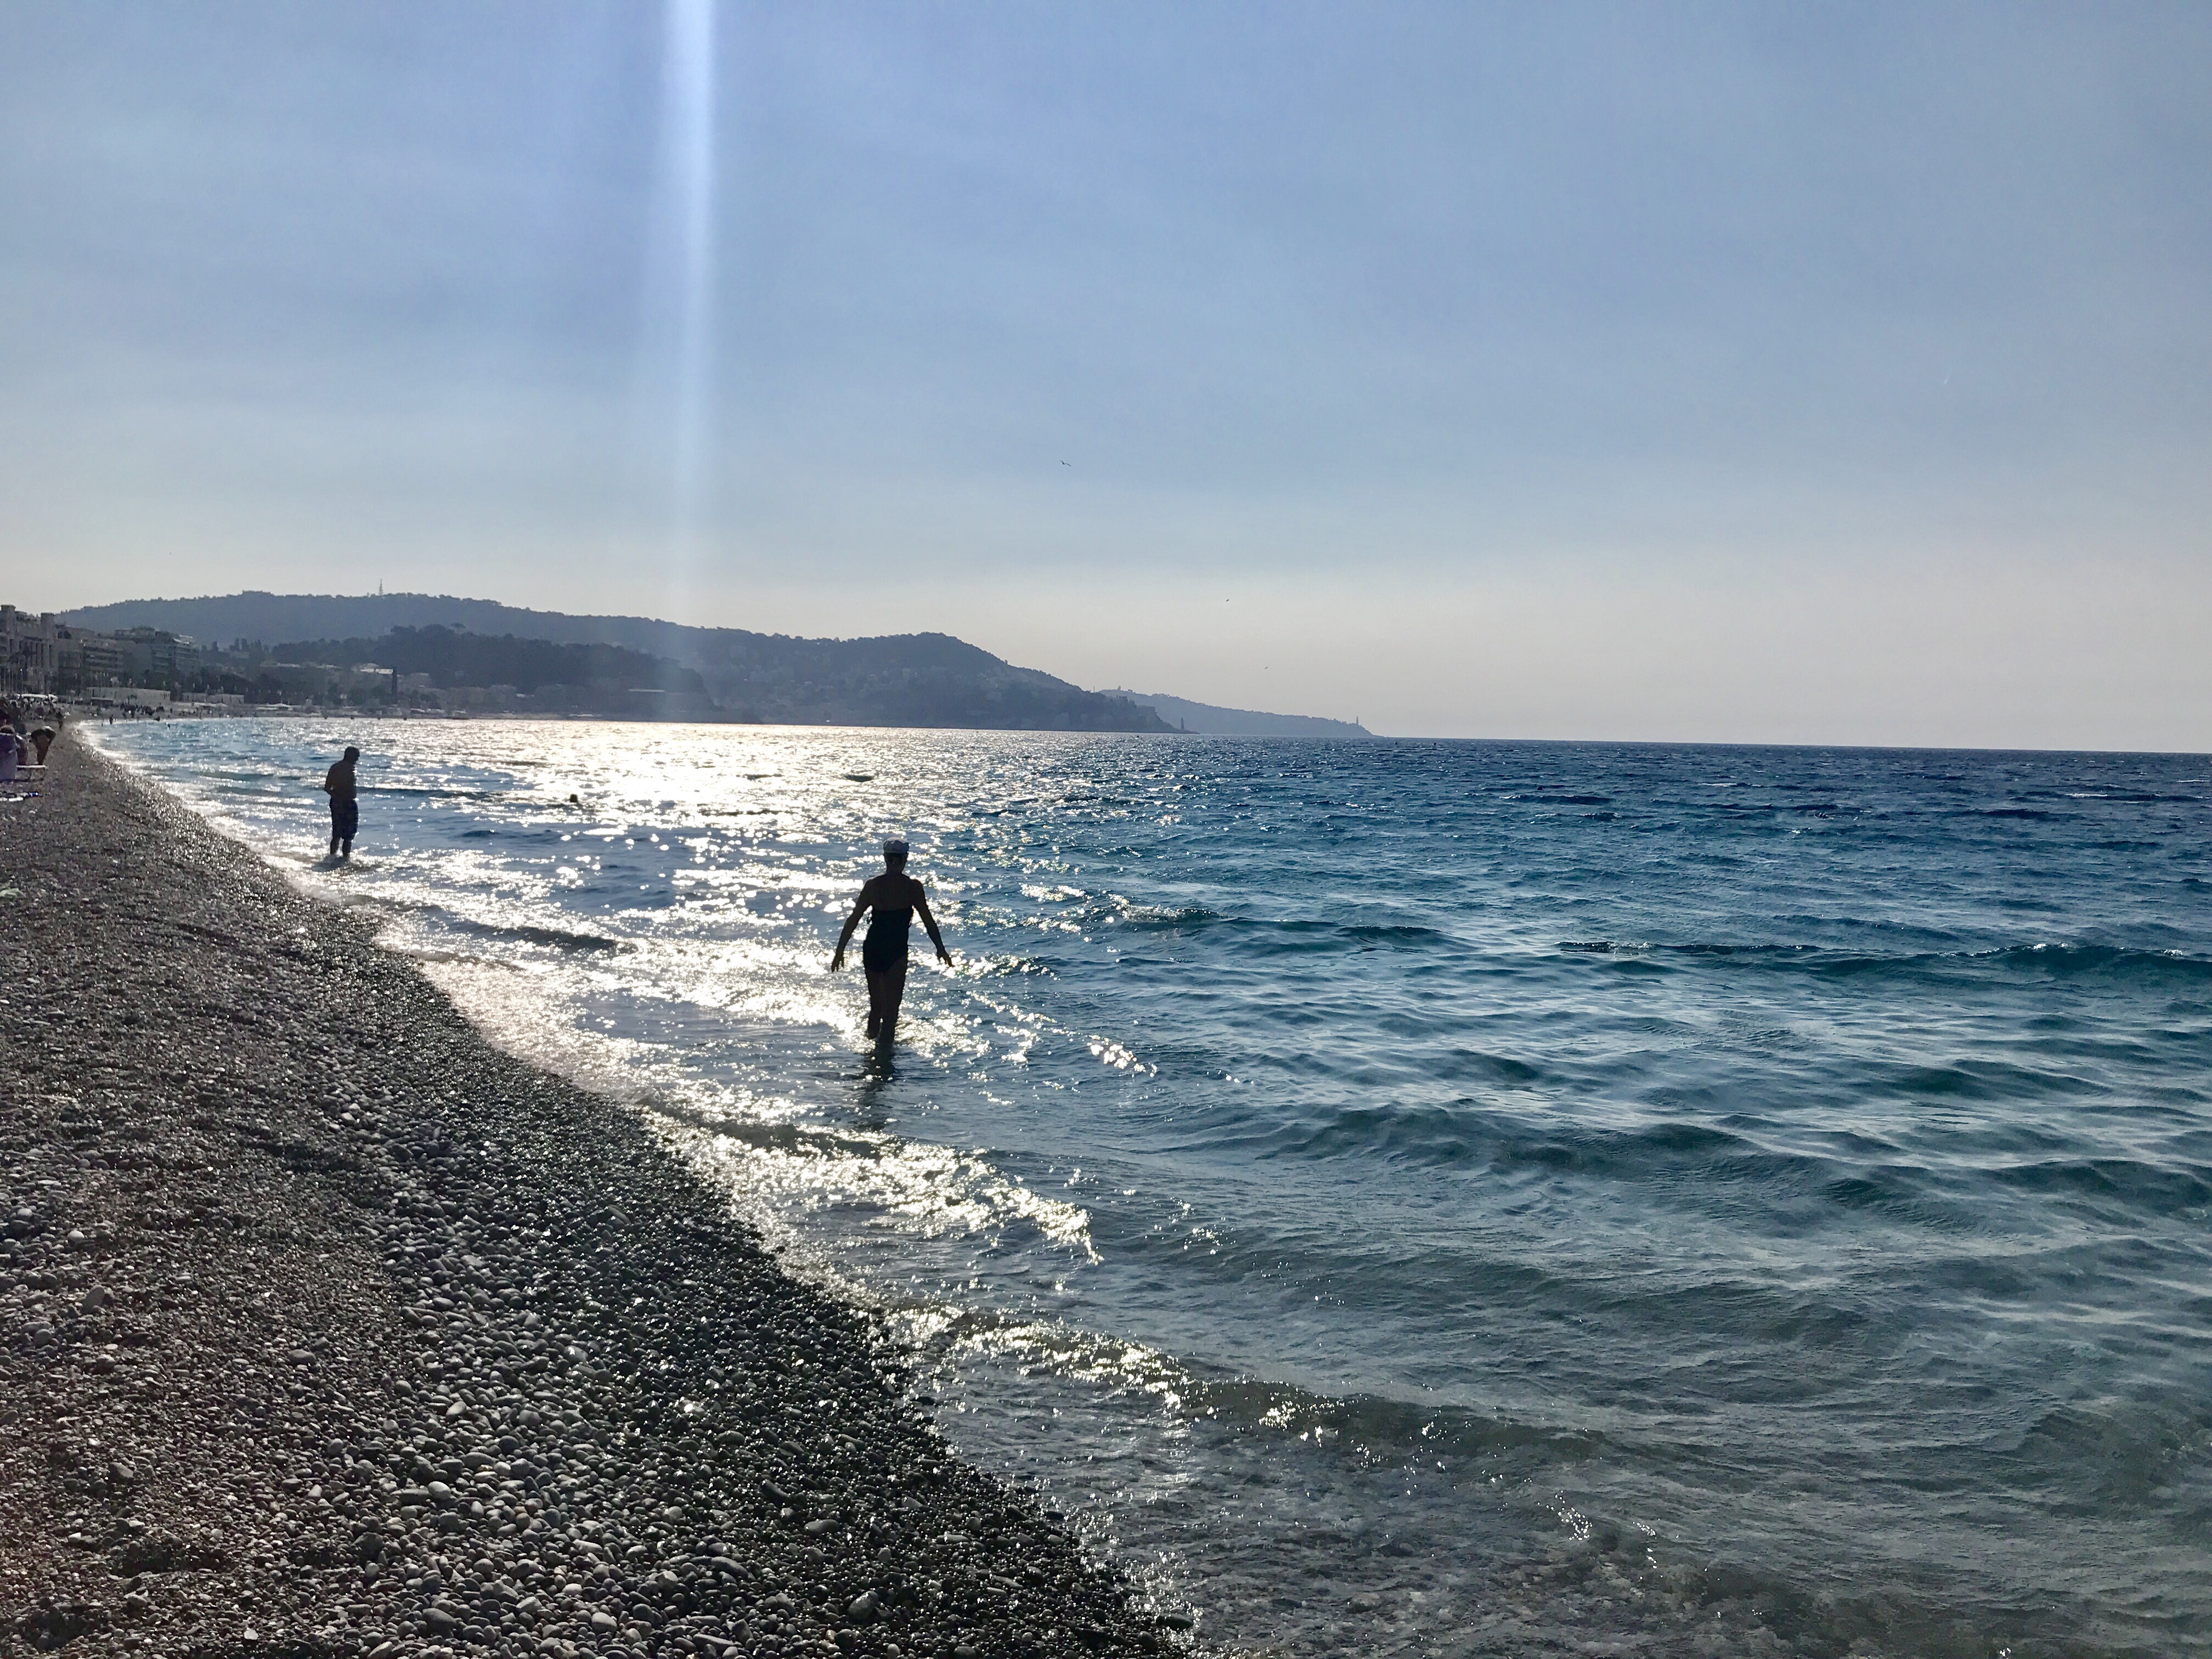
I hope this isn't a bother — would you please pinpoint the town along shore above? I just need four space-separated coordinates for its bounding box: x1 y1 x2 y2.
0 736 1176 1658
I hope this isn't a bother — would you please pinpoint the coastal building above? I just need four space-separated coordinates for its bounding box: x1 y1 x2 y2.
59 629 127 691
115 626 200 685
0 606 61 695
2 602 219 696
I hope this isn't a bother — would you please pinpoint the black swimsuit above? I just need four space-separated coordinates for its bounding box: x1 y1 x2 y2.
861 889 915 974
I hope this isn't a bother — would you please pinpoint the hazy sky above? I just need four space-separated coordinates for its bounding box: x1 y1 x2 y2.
5 2 2209 746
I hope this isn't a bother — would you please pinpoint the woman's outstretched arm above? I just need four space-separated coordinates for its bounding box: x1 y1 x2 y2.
831 879 874 970
915 887 952 965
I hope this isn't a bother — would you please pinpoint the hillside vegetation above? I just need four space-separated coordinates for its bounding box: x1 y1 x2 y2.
67 594 1173 731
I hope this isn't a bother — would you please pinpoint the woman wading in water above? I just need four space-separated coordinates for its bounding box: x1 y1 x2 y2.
831 839 951 1045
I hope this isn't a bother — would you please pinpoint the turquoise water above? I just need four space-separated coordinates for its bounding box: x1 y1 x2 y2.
99 719 2212 1657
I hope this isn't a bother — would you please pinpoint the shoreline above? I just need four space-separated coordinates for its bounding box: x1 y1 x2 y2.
60 705 1187 735
0 734 1178 1658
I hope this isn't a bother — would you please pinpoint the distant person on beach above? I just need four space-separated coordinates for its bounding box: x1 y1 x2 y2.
831 838 951 1045
30 727 55 764
322 745 360 860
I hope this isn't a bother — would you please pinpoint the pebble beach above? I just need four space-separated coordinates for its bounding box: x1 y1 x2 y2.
0 735 1175 1659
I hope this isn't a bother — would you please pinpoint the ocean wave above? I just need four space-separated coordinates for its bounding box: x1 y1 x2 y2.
1871 1057 2103 1102
1988 1157 2212 1215
1186 1375 1609 1464
1237 1103 2209 1233
908 1301 1609 1464
972 953 1056 977
2066 791 2204 804
436 914 626 953
380 940 524 970
1248 1101 1786 1175
1977 943 2212 982
1431 1048 1545 1086
1556 939 2212 985
1814 1164 1982 1229
358 783 514 800
1999 1399 2210 1509
1093 897 1217 929
1180 916 1455 956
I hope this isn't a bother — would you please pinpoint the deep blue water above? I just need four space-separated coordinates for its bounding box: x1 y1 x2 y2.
100 720 2212 1657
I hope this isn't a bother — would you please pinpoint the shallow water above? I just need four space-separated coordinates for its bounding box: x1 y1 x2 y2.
97 720 2212 1657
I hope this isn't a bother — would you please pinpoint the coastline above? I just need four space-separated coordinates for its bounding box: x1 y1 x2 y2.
60 707 1202 735
0 735 1176 1658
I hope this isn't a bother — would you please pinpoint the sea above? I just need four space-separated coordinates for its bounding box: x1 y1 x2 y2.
92 719 2211 1658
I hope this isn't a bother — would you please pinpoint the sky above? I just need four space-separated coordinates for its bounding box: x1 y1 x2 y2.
4 2 2209 747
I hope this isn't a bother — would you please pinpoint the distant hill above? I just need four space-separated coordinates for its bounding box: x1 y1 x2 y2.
66 592 1172 732
270 627 701 697
66 591 798 661
1106 690 1373 738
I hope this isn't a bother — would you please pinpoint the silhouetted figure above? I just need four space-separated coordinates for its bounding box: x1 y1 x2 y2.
30 727 55 764
831 839 951 1045
323 745 360 860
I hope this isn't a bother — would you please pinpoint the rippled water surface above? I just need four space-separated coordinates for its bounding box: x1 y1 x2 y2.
97 720 2212 1657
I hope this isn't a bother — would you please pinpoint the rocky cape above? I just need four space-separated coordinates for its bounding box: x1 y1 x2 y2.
0 737 1192 1658
1096 693 1371 740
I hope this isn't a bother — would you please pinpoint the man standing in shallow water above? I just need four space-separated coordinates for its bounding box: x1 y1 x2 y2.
831 838 951 1045
321 745 360 861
